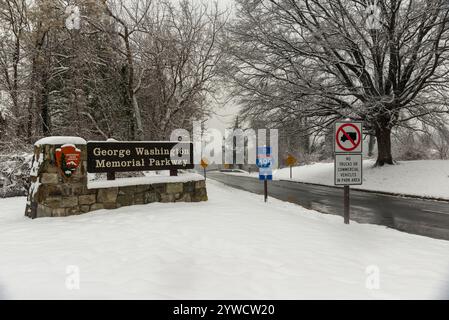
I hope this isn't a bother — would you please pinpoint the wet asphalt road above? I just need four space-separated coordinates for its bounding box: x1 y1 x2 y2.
208 172 449 241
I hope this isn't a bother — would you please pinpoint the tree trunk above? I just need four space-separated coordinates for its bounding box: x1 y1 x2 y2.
132 94 144 141
375 127 394 166
368 135 376 157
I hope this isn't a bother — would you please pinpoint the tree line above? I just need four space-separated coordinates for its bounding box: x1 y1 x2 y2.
0 0 226 149
222 0 449 166
2 0 448 166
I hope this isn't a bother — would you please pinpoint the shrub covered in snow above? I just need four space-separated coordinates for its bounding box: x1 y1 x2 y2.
0 153 33 198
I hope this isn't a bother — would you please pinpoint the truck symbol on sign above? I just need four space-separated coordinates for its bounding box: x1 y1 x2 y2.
341 132 357 143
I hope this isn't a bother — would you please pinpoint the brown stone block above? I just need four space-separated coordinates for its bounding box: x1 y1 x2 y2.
97 188 118 203
193 188 208 202
90 203 104 211
117 194 134 207
79 194 96 205
82 186 97 195
160 193 175 203
80 205 90 213
43 196 62 208
134 193 145 204
176 193 192 202
41 173 59 184
195 180 206 189
52 208 66 217
119 185 137 195
183 182 195 193
46 185 63 196
61 196 78 208
166 183 183 194
36 204 52 218
44 165 59 174
136 185 150 193
144 191 159 203
66 206 81 216
151 184 166 194
103 202 117 209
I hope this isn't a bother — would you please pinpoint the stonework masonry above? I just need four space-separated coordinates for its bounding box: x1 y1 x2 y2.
25 141 207 218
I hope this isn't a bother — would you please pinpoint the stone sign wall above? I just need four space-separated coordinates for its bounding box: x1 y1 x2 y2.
25 137 207 219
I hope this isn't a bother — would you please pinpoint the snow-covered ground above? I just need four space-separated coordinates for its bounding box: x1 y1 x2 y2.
229 160 449 200
1 180 449 299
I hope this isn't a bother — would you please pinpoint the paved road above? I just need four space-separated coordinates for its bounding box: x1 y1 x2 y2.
208 172 449 241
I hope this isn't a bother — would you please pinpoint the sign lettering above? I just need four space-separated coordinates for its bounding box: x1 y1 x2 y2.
87 142 194 173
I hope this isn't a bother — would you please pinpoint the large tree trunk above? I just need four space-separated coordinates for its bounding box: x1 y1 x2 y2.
368 135 376 157
375 126 394 166
132 94 144 141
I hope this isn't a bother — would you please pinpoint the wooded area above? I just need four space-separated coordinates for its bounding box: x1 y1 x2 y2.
223 0 449 165
0 0 226 148
1 0 449 165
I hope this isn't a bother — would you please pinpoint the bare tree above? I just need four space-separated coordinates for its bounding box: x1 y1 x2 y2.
0 0 30 141
224 0 449 166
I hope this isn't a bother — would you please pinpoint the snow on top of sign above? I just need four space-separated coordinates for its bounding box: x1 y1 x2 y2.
87 172 204 189
34 136 87 146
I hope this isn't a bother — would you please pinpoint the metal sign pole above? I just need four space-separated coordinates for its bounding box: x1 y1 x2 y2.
344 185 350 224
264 179 268 202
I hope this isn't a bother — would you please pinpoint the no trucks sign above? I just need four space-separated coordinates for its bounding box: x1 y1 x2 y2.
334 121 363 153
334 154 363 186
333 120 364 224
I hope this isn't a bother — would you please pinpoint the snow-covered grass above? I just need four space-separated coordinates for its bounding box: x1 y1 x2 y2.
0 180 449 299
227 160 449 200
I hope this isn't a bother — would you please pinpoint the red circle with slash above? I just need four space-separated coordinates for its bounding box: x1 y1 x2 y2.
336 123 361 152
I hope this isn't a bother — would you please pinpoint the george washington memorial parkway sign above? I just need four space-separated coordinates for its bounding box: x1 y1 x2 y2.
87 141 194 173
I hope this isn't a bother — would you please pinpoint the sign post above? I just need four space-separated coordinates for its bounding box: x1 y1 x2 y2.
201 158 208 179
264 179 268 202
334 120 363 224
344 186 350 224
257 146 273 203
286 154 297 179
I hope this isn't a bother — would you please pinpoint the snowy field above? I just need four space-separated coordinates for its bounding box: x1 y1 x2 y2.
229 160 449 200
0 180 449 299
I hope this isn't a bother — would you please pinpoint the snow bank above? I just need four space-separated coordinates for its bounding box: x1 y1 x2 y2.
0 181 448 299
273 160 449 199
226 160 449 200
87 173 205 189
34 136 87 146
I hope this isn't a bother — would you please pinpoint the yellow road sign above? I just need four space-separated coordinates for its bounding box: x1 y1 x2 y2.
200 158 208 169
286 154 297 166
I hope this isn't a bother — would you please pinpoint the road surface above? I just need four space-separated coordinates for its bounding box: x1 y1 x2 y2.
208 172 449 241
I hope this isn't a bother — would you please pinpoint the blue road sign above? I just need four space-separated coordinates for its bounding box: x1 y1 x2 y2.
259 167 272 180
257 146 273 180
256 146 273 168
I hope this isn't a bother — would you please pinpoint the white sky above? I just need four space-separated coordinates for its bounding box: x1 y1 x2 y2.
205 0 239 133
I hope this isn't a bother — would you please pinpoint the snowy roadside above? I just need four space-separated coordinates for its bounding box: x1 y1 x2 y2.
224 160 449 200
0 180 448 299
